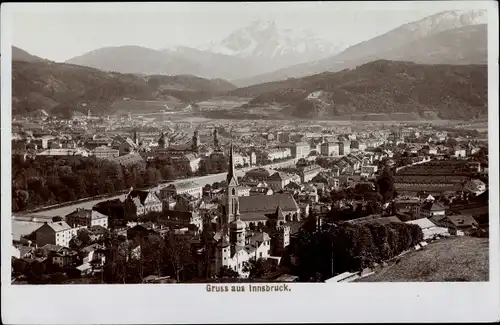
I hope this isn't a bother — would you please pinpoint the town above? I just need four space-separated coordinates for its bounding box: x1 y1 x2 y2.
10 110 489 284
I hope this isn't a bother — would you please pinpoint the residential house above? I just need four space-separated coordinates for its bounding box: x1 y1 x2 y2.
249 186 274 196
159 210 203 233
109 153 145 168
92 145 119 158
264 148 292 162
233 153 251 167
420 201 446 219
350 140 366 152
37 148 90 157
160 181 203 199
123 189 163 219
34 221 83 248
40 244 79 267
320 142 340 156
170 153 200 173
79 243 107 266
454 146 467 158
65 208 108 228
118 138 137 156
431 214 479 234
174 193 200 212
284 181 304 195
280 142 310 159
338 141 351 156
464 179 487 196
267 172 301 191
393 196 421 218
299 165 322 183
405 218 450 240
360 165 378 178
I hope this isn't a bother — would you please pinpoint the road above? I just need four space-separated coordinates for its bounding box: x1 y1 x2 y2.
13 158 299 219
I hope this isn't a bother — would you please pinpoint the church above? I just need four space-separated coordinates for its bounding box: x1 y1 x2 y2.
213 145 292 277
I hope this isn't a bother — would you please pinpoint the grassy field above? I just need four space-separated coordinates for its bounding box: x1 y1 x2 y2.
357 236 489 282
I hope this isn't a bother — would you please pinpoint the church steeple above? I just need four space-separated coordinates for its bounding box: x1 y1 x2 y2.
227 143 238 186
225 143 239 226
213 128 219 150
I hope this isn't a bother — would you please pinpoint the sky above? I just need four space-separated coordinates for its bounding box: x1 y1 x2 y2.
6 1 489 62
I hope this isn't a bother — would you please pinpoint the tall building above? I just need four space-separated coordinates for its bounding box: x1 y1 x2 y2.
192 130 200 153
133 130 138 146
213 128 219 149
158 132 168 149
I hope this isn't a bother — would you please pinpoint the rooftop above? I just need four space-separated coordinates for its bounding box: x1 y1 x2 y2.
239 194 299 214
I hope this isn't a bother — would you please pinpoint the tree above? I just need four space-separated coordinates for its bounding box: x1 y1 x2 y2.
218 266 239 279
376 168 397 203
163 232 193 282
331 190 346 202
242 258 274 279
69 229 92 250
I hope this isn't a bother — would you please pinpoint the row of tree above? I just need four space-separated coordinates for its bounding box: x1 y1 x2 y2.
292 220 424 281
12 154 229 212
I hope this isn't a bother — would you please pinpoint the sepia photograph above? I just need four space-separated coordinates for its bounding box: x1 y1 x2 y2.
1 1 499 324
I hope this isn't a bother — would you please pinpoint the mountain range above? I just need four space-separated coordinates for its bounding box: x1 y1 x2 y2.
234 10 488 86
60 9 487 86
11 60 236 118
64 20 346 82
10 9 489 121
226 60 487 120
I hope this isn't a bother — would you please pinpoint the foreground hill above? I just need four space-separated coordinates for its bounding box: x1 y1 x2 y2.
228 60 487 120
234 11 487 87
12 61 236 118
357 236 489 282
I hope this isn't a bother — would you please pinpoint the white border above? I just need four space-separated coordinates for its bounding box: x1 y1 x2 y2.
2 2 499 324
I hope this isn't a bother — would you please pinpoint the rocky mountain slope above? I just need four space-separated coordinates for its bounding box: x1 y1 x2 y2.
234 10 488 86
229 60 487 120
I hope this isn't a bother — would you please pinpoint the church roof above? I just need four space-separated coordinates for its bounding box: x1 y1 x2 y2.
239 194 299 214
267 205 286 220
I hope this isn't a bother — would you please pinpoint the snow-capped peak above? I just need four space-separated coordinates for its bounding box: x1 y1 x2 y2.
402 9 488 37
197 20 347 64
